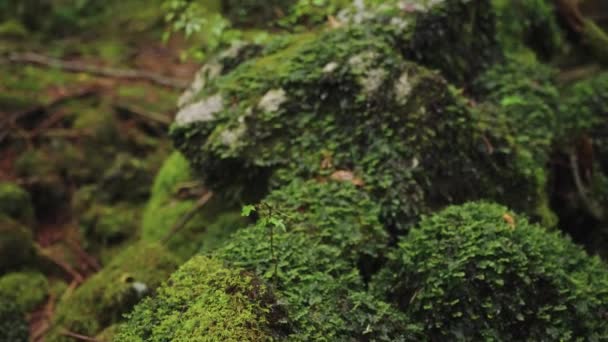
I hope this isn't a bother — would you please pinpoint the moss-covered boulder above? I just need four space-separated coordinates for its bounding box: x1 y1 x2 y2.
46 243 179 341
171 18 510 233
0 216 37 274
141 151 248 260
122 179 409 341
373 202 608 340
117 256 285 341
0 298 29 342
0 182 34 224
0 270 48 312
80 204 138 247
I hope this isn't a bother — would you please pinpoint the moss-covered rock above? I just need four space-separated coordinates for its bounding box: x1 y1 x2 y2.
117 256 285 341
472 55 560 226
141 151 247 260
80 204 138 247
0 216 36 275
172 20 510 233
0 298 29 342
373 202 608 340
46 243 179 341
122 179 409 341
0 182 34 224
0 270 48 312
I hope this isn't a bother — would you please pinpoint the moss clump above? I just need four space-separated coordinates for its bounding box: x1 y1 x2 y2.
122 179 407 341
80 204 138 247
142 152 247 260
472 55 560 226
0 271 48 312
222 0 296 27
0 298 29 342
172 21 509 233
0 216 36 274
216 180 401 340
0 182 34 224
46 243 179 341
374 202 608 340
117 256 284 341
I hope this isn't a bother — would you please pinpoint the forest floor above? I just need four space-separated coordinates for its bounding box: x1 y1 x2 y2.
0 8 199 339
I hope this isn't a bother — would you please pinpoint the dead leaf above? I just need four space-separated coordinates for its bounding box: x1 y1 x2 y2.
330 170 364 186
502 213 515 229
327 15 344 29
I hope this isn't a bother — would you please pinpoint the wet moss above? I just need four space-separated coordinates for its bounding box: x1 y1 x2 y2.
46 243 179 341
0 216 36 275
117 256 284 341
0 182 34 224
0 298 29 342
0 270 48 312
141 152 247 260
373 202 608 340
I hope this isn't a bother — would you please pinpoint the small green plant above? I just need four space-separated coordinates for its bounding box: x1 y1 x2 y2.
162 0 241 60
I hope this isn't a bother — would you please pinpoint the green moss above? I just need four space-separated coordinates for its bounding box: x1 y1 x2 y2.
216 180 397 340
472 55 560 226
0 182 34 224
0 298 29 342
0 216 36 275
80 204 139 259
172 21 514 233
117 256 283 341
491 0 564 60
142 152 248 260
46 243 179 341
96 324 120 342
373 202 608 340
0 271 48 312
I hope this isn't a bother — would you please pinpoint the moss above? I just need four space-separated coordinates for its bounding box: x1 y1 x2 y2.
142 152 248 260
0 271 48 312
96 324 120 342
0 298 29 342
373 202 608 340
216 180 398 340
172 21 516 234
80 205 139 251
117 256 284 341
491 0 564 60
472 55 560 226
0 216 36 275
222 0 297 28
0 182 34 224
46 243 179 341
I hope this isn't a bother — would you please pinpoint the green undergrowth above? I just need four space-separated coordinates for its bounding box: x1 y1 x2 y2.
373 202 608 340
46 243 179 342
141 151 248 260
0 270 48 312
0 298 29 342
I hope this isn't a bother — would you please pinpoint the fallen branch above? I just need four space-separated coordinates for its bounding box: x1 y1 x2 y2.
36 245 84 284
114 102 173 125
3 52 189 89
59 329 101 342
161 191 214 243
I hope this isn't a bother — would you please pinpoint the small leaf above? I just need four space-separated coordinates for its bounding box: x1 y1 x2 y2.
241 205 256 217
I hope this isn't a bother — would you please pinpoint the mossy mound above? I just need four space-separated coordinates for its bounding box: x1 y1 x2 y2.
0 270 48 312
373 202 608 340
171 19 508 232
117 256 285 341
47 243 179 341
141 152 248 260
472 55 560 226
80 204 138 247
0 216 36 275
0 182 34 224
0 298 29 342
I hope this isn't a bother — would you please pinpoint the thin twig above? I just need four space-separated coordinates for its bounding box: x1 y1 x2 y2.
114 102 173 125
36 245 84 283
569 150 604 221
161 191 214 243
4 52 189 89
59 329 101 342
